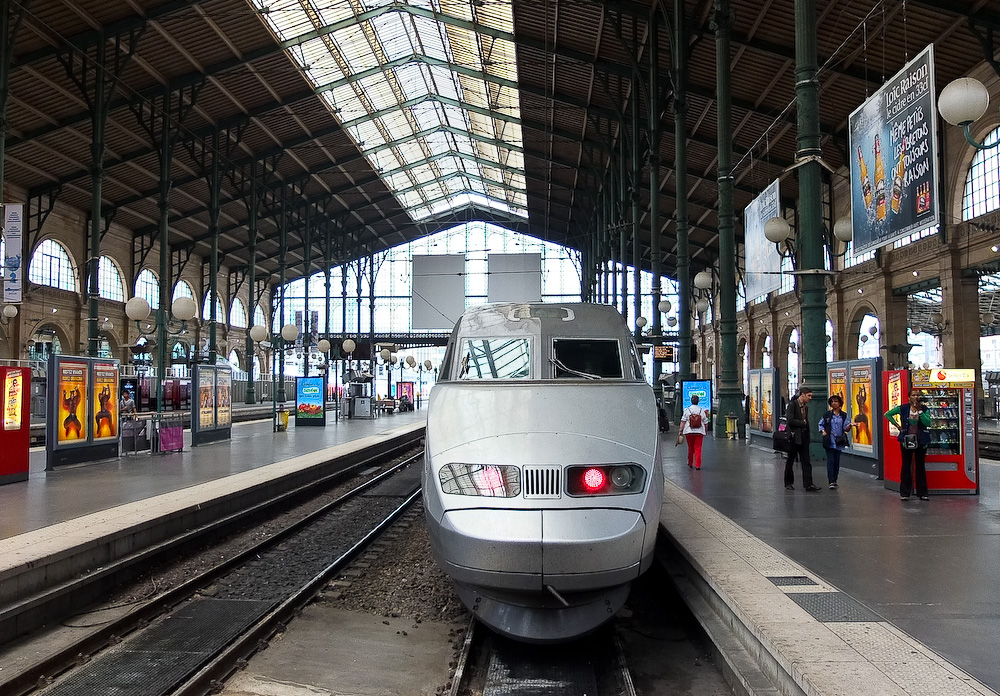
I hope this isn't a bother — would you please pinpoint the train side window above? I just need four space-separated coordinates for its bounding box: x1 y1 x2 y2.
459 338 531 379
551 339 623 379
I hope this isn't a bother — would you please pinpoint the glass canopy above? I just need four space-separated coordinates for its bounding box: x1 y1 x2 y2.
251 0 527 221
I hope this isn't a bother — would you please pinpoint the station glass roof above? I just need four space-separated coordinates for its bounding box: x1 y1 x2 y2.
250 0 528 221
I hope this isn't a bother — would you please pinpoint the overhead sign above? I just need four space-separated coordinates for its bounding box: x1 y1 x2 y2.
849 44 938 256
743 180 782 300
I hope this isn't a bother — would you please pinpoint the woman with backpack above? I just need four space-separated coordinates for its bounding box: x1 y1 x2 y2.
678 394 708 469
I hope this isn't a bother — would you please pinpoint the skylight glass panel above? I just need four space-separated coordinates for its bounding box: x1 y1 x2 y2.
249 0 526 221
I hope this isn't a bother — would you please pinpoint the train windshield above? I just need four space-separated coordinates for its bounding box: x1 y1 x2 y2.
459 338 531 379
551 339 623 379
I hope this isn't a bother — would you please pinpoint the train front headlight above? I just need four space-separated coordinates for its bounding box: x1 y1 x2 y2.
566 464 645 496
438 463 521 497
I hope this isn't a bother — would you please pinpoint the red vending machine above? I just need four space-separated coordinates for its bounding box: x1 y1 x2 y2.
881 368 979 494
0 366 31 485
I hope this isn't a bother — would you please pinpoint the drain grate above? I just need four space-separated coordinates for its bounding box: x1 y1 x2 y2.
788 592 880 622
41 598 274 695
767 575 819 586
483 644 598 696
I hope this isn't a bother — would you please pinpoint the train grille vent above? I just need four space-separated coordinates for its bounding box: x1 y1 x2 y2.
522 466 561 499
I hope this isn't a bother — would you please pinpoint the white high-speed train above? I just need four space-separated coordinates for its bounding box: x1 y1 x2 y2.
422 302 664 643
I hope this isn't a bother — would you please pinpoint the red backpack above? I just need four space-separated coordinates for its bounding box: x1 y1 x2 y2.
688 410 702 429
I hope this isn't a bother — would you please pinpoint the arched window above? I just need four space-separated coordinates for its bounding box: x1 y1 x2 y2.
230 298 247 327
963 128 1000 220
254 304 266 328
98 256 125 302
787 329 799 396
826 318 835 363
135 269 159 309
29 239 76 291
859 315 880 359
203 292 226 322
173 280 194 302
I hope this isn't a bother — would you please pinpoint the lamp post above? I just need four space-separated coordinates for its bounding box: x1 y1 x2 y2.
342 338 356 418
317 338 331 406
248 324 268 404
277 323 299 403
379 348 392 398
125 295 198 413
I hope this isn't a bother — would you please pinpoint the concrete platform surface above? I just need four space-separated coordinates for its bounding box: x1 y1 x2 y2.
662 434 1000 695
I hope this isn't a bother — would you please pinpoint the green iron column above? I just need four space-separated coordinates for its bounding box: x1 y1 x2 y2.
715 0 742 436
0 0 31 206
303 205 311 377
674 0 692 421
244 160 259 404
85 37 108 357
619 145 628 318
631 82 642 333
207 140 220 365
795 0 829 448
277 199 288 403
649 17 662 338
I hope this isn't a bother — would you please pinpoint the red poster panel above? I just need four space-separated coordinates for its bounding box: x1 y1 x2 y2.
57 360 89 444
93 362 119 441
0 367 30 483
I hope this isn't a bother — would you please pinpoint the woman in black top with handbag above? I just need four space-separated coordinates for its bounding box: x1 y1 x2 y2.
884 391 932 501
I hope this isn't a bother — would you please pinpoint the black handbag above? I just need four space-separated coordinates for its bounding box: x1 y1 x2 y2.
835 434 848 447
773 428 793 452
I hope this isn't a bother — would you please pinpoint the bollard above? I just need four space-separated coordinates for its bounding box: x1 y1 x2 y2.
726 411 739 440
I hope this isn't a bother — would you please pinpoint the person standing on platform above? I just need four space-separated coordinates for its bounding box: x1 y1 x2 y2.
784 386 819 491
679 394 707 469
819 394 853 489
884 391 931 501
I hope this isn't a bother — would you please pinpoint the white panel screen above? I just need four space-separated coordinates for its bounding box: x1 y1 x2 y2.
487 253 541 303
412 254 466 331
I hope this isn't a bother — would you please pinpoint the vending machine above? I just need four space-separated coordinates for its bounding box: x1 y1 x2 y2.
881 368 979 494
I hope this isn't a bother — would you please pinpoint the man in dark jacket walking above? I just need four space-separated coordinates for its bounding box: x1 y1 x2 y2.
784 386 820 491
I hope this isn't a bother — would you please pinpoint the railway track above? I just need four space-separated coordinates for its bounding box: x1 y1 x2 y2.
449 619 637 696
1 447 424 696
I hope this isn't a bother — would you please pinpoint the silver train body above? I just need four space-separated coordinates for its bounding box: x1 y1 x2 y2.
422 302 663 643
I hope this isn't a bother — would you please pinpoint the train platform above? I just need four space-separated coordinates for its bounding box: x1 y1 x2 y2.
1 407 427 540
661 433 1000 696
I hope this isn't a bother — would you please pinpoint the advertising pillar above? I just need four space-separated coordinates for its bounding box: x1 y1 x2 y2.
45 356 120 469
0 366 30 484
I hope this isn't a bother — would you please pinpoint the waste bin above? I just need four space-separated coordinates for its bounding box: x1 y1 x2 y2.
726 411 739 440
276 407 289 432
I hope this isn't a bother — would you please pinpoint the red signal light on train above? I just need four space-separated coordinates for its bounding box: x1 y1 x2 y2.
582 467 606 491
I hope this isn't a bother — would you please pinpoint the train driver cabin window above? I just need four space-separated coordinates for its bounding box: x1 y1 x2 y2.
552 339 623 379
459 338 531 380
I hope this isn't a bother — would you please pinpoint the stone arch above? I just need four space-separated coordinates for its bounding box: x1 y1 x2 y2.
846 302 880 359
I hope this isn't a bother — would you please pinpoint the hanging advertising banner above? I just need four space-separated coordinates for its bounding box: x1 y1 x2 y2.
849 44 938 256
57 360 90 445
849 364 875 453
4 370 24 431
743 180 782 301
92 361 120 441
198 366 216 430
760 370 774 433
217 369 232 427
3 203 23 304
828 366 848 410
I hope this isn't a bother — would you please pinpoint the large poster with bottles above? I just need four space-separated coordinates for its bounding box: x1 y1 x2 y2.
849 44 938 256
